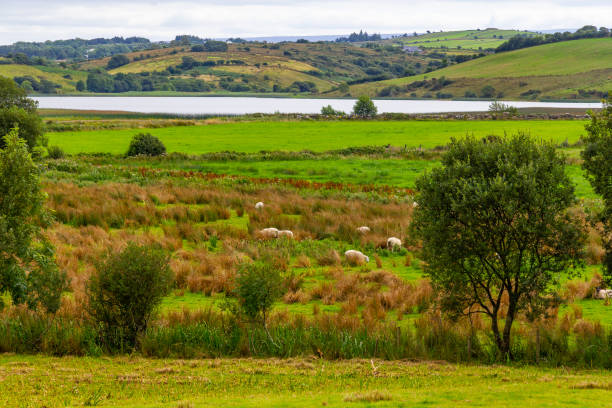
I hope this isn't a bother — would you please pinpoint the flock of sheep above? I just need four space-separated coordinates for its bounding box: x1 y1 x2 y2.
255 201 402 265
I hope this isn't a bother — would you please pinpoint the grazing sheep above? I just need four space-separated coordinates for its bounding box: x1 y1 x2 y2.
387 237 402 251
259 227 279 239
278 230 294 239
255 202 264 210
595 287 612 299
344 250 369 265
356 226 371 234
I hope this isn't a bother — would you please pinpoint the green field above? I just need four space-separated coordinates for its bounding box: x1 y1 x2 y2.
48 120 588 154
1 355 610 408
394 28 540 50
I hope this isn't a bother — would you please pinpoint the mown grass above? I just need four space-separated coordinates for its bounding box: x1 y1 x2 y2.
47 120 588 155
0 355 611 408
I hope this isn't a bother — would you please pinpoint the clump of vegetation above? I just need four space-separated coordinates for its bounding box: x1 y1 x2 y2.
0 76 44 150
46 145 66 159
0 128 67 313
320 105 346 116
86 243 173 349
488 101 518 117
126 132 166 157
352 95 378 118
581 93 612 285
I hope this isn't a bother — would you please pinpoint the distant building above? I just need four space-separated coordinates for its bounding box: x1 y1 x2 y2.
402 46 422 54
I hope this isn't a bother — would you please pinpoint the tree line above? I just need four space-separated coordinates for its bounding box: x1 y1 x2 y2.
496 25 611 53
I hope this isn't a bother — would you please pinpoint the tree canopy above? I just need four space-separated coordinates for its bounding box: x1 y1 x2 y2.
0 77 43 150
412 134 585 357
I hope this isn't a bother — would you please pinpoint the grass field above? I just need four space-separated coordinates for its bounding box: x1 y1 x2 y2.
48 120 588 155
1 355 611 408
393 28 540 50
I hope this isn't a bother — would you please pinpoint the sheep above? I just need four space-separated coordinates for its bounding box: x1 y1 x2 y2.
278 230 294 239
412 201 419 208
356 226 371 234
255 202 264 210
387 237 402 251
344 250 369 266
259 227 279 239
595 287 612 300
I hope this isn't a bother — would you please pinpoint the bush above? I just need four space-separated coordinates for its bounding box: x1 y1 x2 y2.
47 145 65 159
126 133 166 157
86 243 173 349
320 105 345 116
353 95 378 118
230 262 283 331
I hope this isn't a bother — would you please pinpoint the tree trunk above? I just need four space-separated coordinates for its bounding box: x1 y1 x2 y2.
501 300 517 360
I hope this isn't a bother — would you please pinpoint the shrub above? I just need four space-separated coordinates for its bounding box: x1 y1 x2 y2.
230 262 283 332
126 133 166 157
353 95 378 118
86 243 173 349
47 145 65 159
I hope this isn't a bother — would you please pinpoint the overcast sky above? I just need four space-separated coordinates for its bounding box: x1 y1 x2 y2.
1 0 610 44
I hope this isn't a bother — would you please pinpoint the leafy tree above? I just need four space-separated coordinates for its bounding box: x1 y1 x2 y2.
0 128 67 313
480 85 496 98
229 262 283 339
411 134 585 358
106 54 130 70
581 94 612 284
321 105 345 116
126 133 166 157
0 77 43 150
75 80 85 92
86 243 173 348
352 95 378 118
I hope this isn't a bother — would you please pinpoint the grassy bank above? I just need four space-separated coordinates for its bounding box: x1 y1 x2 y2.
47 120 588 155
1 355 611 408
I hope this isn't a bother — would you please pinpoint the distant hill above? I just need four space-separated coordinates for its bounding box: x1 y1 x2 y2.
346 38 612 100
388 28 540 50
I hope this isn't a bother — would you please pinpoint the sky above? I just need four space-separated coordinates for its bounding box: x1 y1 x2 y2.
1 0 610 44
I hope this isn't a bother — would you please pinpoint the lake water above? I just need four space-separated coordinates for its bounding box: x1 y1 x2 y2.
33 96 602 115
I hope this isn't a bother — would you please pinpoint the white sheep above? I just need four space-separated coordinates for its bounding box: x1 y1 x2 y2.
595 287 612 299
344 250 369 265
278 230 294 239
255 202 264 210
387 237 402 251
356 226 371 234
259 227 279 239
412 201 419 208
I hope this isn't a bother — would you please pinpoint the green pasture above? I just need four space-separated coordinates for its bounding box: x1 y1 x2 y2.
48 120 588 155
397 29 539 50
1 354 611 408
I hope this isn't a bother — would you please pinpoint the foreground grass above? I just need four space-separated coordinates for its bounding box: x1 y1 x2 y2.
1 355 610 408
48 120 588 155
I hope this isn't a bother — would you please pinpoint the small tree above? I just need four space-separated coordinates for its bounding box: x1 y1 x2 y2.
75 80 85 92
106 54 130 70
321 105 345 116
352 95 378 118
0 128 67 313
86 243 173 349
126 133 166 157
480 85 496 98
412 134 585 358
581 93 612 285
231 262 283 339
0 77 43 150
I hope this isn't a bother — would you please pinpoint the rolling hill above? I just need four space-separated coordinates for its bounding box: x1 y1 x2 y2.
388 28 540 50
347 38 612 100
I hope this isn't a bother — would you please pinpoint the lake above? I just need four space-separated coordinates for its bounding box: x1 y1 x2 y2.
33 96 602 115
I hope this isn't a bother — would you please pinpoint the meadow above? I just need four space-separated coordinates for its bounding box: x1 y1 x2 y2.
1 355 611 408
47 119 588 155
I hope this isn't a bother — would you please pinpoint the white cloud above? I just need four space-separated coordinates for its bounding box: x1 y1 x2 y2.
0 0 610 44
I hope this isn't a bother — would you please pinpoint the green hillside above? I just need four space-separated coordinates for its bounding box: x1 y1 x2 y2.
391 28 540 50
348 38 612 100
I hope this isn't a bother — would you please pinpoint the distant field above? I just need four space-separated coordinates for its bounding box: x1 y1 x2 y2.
48 120 588 154
395 28 539 50
1 355 610 408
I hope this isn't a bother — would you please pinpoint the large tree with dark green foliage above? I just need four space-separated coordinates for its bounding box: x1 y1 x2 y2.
86 243 173 349
106 54 130 70
352 95 378 118
581 94 612 285
0 77 43 150
0 129 67 313
411 134 585 358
